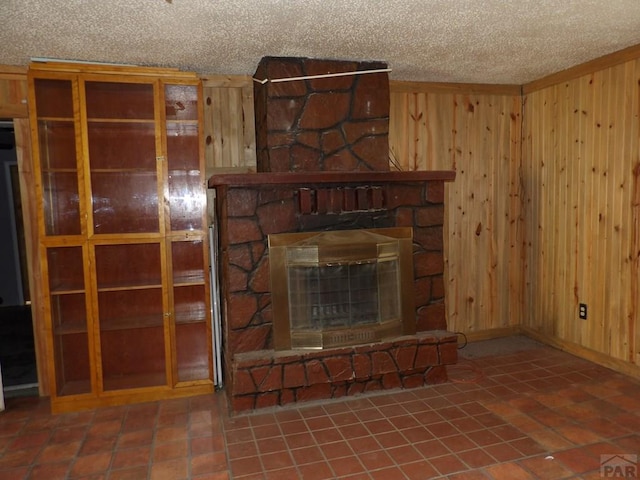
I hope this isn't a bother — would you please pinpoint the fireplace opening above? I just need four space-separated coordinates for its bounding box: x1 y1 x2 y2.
269 227 416 350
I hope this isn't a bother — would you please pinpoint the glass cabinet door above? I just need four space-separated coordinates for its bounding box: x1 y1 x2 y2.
171 240 210 382
94 242 167 390
85 81 160 235
34 79 82 236
47 246 92 396
165 84 204 232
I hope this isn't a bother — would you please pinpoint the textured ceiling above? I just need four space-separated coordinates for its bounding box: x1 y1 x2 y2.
3 0 640 84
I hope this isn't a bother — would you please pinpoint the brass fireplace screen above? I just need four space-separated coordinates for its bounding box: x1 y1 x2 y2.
269 227 415 350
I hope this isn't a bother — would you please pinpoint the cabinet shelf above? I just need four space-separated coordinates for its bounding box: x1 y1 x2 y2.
174 274 205 285
99 314 164 331
175 313 207 325
54 324 88 335
87 118 155 124
38 116 74 122
50 288 85 296
97 283 162 292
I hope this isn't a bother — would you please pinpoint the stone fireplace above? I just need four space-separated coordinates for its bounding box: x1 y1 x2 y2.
208 57 457 413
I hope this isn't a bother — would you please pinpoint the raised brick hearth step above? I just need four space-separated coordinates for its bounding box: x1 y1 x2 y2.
230 330 458 413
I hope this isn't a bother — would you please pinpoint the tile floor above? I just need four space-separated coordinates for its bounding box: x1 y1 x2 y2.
1 335 640 479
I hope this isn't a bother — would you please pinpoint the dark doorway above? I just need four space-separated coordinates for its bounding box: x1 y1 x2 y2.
0 119 37 396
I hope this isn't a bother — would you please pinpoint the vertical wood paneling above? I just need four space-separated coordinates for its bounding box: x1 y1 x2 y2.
201 75 256 172
389 86 523 336
523 60 640 364
0 66 28 117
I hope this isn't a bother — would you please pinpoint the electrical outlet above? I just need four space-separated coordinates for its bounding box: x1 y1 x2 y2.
579 303 587 320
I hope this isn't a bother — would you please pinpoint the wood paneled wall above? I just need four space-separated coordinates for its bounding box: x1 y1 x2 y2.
388 82 523 337
522 59 640 366
0 66 28 117
201 75 256 174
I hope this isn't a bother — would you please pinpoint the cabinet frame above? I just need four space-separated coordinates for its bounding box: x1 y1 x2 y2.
28 62 214 413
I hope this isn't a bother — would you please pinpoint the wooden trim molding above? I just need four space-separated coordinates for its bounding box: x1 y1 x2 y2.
521 326 640 378
390 80 521 96
523 43 640 93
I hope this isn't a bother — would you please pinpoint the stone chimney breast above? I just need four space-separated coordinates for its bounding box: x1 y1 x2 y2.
254 56 391 173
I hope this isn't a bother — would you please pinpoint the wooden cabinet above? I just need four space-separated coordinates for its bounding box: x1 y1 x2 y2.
29 63 213 412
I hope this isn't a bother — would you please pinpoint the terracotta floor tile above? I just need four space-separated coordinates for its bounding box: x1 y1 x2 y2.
296 461 334 480
68 452 112 477
278 419 308 436
526 429 574 451
518 455 574 479
338 423 370 439
305 416 335 431
508 437 546 457
312 427 343 444
612 433 640 453
87 420 122 438
290 445 325 465
36 440 81 463
263 467 299 480
111 446 152 469
429 453 467 475
485 461 536 479
320 440 353 459
357 449 395 471
108 466 149 480
553 447 602 474
400 425 433 443
7 431 50 450
283 432 315 449
386 444 423 465
190 434 225 455
153 439 189 462
347 435 382 454
149 457 189 480
426 420 459 437
256 435 287 454
190 451 229 476
116 429 154 449
457 447 496 469
400 460 439 479
155 425 189 443
413 438 450 459
0 447 40 470
328 455 365 477
229 455 263 477
330 411 360 426
224 440 257 460
27 462 70 480
0 467 30 480
363 418 395 434
374 430 408 449
484 442 524 462
260 450 294 471
555 424 603 445
448 470 491 480
466 429 503 447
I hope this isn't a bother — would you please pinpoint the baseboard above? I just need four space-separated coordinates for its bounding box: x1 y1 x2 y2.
520 326 640 379
454 326 522 345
